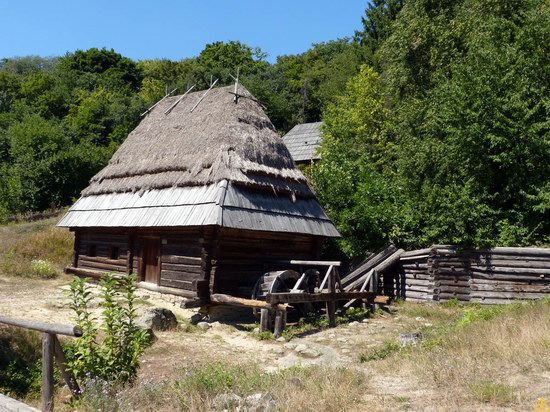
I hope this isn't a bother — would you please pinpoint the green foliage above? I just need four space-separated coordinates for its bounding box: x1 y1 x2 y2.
315 0 550 256
67 273 150 384
470 381 517 405
359 339 401 362
29 259 56 278
0 327 43 398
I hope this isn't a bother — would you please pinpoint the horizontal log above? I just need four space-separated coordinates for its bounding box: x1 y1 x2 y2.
161 255 202 265
159 278 195 290
470 283 550 293
477 247 550 256
0 316 82 337
470 291 548 299
210 294 287 311
137 281 197 298
400 248 432 258
437 285 471 293
471 253 550 262
469 298 519 305
405 278 434 287
161 270 202 282
401 263 429 270
404 290 432 299
266 291 389 305
161 263 202 274
470 278 549 285
404 273 432 280
78 260 127 273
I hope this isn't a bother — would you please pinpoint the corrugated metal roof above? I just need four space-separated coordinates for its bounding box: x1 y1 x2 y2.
282 122 323 163
58 181 340 237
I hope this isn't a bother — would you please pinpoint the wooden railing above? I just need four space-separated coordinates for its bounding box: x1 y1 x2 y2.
0 316 82 412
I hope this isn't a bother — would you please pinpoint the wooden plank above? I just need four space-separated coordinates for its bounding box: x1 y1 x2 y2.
470 283 550 293
161 263 203 274
42 333 54 412
266 291 386 304
161 270 202 281
273 310 285 338
137 281 197 298
161 255 202 265
342 245 397 288
159 278 195 290
0 316 82 337
345 249 403 292
53 335 80 397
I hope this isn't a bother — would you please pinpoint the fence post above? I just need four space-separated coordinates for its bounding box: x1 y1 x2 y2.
42 333 54 412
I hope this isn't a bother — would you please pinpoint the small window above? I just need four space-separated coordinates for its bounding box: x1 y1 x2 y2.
109 246 120 260
87 245 97 257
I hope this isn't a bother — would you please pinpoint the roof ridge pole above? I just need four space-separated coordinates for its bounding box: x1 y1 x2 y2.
231 67 240 103
164 84 196 115
141 87 178 117
190 78 219 113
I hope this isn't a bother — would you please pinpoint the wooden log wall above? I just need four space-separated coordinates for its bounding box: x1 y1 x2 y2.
399 248 434 302
77 232 128 273
211 228 321 297
159 232 203 292
397 246 550 304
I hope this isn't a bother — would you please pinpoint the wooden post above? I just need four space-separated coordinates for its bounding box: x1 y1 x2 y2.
42 333 54 412
53 336 81 397
127 235 134 275
326 267 337 327
72 230 80 268
273 309 286 338
259 308 270 332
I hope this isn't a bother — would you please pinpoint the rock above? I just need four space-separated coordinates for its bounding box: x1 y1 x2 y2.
399 332 421 347
341 348 351 354
271 347 285 355
415 316 426 322
190 313 206 324
328 333 336 339
253 327 260 333
276 336 286 342
362 319 369 323
349 321 360 327
197 321 211 330
243 393 276 412
283 342 297 350
336 338 348 343
210 321 222 328
294 344 308 353
212 393 242 410
424 322 433 327
300 348 321 358
138 308 178 331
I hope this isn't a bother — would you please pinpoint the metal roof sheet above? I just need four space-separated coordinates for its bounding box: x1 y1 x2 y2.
282 122 323 162
58 180 340 237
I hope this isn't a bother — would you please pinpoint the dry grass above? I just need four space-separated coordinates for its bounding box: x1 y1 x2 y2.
371 299 550 408
69 362 368 412
0 217 73 278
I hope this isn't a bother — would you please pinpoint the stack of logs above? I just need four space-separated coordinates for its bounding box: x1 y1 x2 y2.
399 246 550 304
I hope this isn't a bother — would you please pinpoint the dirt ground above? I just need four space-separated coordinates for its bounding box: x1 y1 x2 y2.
1 274 547 411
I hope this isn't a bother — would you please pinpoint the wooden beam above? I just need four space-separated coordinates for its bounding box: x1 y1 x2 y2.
266 291 389 305
42 333 54 412
210 294 287 311
0 316 82 337
53 335 80 397
0 394 39 412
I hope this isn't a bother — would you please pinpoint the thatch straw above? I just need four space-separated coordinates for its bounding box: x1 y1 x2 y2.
82 85 313 199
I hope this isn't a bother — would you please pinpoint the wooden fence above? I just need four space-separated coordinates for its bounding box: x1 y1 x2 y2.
396 246 550 304
0 316 82 412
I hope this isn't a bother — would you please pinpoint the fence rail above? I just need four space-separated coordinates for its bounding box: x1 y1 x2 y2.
0 316 82 412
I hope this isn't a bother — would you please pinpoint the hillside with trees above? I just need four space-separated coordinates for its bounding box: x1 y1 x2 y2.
0 0 547 256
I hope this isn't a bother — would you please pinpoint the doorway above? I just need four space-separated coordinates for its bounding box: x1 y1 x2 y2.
140 237 160 284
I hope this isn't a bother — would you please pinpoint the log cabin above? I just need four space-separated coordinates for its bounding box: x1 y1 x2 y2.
58 85 340 300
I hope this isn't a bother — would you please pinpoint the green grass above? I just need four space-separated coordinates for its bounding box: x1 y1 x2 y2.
359 339 401 362
469 381 517 406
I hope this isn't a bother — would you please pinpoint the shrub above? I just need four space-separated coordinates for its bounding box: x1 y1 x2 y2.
29 259 56 278
67 273 150 384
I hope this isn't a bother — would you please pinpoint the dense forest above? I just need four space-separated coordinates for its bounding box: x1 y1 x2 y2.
0 0 548 254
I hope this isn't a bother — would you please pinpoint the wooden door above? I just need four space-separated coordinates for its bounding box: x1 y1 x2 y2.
141 238 160 284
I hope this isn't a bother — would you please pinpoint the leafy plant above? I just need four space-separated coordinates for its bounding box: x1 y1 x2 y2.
67 273 150 384
29 259 56 278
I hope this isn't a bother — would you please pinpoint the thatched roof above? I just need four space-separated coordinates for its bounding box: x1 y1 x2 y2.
58 85 340 237
84 85 311 198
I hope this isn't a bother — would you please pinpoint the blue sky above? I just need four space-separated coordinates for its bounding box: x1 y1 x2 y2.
0 1 367 63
